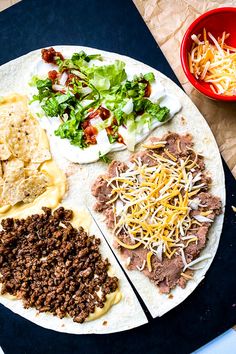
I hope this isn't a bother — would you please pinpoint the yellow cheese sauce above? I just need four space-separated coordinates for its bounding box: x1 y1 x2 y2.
69 208 122 322
0 94 66 217
0 94 121 321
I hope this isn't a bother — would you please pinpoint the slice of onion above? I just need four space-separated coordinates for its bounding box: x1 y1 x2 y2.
59 72 68 86
52 84 65 92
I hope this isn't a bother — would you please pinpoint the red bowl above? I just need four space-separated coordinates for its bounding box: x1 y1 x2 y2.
180 7 236 102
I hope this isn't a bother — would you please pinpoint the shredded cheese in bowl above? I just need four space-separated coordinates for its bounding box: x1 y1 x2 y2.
189 29 236 96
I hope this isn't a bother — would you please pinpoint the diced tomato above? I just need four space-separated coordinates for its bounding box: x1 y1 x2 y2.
48 70 58 83
65 73 77 87
88 106 110 120
144 82 151 97
139 78 151 97
41 47 64 64
117 134 124 144
84 125 98 145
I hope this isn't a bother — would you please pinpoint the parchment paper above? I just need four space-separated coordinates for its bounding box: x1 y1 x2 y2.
134 0 236 177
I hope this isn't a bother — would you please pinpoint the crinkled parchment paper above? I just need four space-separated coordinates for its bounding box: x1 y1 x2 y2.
134 0 236 177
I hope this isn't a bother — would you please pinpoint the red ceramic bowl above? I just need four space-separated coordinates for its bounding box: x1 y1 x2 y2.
180 7 236 101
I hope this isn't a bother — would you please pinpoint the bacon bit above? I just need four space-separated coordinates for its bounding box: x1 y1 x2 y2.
168 294 173 299
48 70 59 83
41 47 64 64
88 106 110 120
103 321 108 326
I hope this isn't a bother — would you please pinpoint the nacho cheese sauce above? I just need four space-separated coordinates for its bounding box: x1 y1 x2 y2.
29 50 181 164
0 94 66 217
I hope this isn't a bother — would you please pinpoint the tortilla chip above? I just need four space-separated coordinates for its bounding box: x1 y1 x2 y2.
2 158 24 182
0 143 11 160
16 173 48 204
0 177 4 204
2 179 25 206
31 148 51 164
24 162 40 176
6 112 39 162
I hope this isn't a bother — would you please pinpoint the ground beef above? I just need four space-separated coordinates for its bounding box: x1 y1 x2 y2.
0 207 118 323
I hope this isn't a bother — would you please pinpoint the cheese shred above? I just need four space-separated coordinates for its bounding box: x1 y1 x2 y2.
189 30 236 96
108 145 209 269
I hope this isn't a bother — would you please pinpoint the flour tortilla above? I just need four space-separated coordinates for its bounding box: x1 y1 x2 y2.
0 46 225 324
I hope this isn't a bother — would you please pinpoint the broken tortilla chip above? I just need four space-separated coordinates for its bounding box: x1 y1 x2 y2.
16 174 48 204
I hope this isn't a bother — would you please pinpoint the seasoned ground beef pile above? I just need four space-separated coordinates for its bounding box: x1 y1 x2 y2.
0 207 118 323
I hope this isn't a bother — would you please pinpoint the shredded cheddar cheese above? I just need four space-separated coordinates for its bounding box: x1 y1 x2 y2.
189 29 236 96
106 142 210 270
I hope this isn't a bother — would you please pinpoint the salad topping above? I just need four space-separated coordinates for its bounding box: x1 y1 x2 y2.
30 47 181 162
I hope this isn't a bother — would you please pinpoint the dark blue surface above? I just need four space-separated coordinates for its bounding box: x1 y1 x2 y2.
0 1 236 354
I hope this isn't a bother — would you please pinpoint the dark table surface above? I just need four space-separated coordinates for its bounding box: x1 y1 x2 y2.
0 1 236 353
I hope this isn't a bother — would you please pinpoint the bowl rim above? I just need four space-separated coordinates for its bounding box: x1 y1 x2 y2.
180 7 236 102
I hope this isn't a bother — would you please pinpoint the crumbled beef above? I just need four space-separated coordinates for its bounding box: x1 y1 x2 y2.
41 47 64 64
0 207 118 323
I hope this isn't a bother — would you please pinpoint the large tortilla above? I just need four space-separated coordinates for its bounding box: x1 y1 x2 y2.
0 46 225 327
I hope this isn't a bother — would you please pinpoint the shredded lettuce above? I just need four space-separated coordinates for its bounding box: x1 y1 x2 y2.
83 60 127 91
